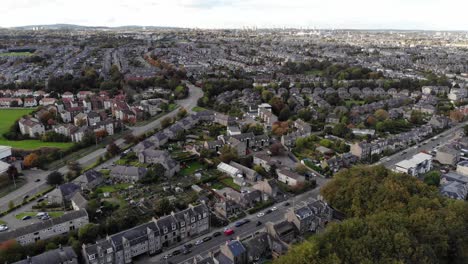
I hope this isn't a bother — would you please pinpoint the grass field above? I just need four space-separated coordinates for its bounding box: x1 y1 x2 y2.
180 161 204 176
15 211 64 220
96 183 132 193
0 108 73 150
192 106 207 112
0 52 34 57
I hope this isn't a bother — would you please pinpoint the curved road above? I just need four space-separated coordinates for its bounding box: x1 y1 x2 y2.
0 82 203 213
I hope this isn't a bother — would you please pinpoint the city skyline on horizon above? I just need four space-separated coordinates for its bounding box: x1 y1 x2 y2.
1 0 467 31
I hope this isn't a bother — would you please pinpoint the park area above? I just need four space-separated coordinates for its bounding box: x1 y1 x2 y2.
0 108 73 150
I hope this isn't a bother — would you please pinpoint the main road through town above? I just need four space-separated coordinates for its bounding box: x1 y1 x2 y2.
0 82 204 213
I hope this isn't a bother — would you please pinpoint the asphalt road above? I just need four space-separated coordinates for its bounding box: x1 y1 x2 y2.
0 83 203 215
378 121 467 169
137 176 329 264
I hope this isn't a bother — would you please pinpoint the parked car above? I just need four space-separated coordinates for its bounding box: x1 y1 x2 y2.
265 209 272 214
184 243 193 249
163 254 172 259
203 236 212 242
212 231 221 237
224 229 234 236
172 249 181 256
37 198 44 203
256 221 262 226
271 207 277 211
21 215 32 221
195 240 203 246
284 202 290 206
182 249 191 255
256 212 264 218
234 221 244 227
242 219 251 224
35 179 40 182
0 225 8 232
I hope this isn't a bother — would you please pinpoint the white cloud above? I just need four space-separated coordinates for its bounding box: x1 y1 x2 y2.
0 0 466 30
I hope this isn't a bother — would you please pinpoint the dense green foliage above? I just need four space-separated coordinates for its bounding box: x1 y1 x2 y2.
275 165 468 264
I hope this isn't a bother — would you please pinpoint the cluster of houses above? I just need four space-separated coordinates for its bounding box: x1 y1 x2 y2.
81 203 210 264
14 90 153 143
351 124 435 160
187 199 333 264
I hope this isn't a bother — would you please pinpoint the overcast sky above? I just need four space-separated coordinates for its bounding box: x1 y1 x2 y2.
0 0 467 30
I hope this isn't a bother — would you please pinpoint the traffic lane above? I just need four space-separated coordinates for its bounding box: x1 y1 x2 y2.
151 209 286 264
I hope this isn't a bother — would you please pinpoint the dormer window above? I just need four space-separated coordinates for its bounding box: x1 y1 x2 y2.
171 223 176 230
181 222 185 227
163 227 168 234
191 217 195 223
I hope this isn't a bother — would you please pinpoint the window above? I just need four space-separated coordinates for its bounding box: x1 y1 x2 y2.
89 254 95 260
171 223 176 230
107 248 113 254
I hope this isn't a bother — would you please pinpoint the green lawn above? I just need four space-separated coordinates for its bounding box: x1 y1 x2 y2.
192 106 207 112
0 52 34 57
0 219 6 225
0 108 73 150
97 183 132 193
15 211 64 220
180 161 204 176
168 103 178 111
220 177 241 191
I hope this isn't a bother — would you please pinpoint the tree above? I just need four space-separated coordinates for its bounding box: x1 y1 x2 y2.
155 198 173 216
161 117 172 128
106 142 121 157
269 97 285 115
424 171 440 187
275 165 468 264
78 223 100 244
297 109 312 121
177 108 188 120
295 164 309 175
219 145 239 163
95 130 108 141
272 121 289 136
332 123 349 138
67 161 82 174
449 110 464 123
269 143 284 156
23 153 39 168
410 110 425 125
278 106 291 121
47 171 64 185
6 165 18 182
124 134 136 144
374 109 389 121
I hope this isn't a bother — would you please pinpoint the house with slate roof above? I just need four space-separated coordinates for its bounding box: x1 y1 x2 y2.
14 246 78 264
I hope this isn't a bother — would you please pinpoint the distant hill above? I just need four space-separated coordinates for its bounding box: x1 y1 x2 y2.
10 24 182 31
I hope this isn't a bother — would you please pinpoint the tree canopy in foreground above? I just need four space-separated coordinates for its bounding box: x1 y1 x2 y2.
274 165 468 264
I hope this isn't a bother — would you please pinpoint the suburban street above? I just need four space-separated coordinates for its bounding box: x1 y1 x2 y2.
379 121 468 169
0 83 203 215
137 176 330 264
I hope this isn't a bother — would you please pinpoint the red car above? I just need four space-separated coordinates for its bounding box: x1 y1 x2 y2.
224 229 234 236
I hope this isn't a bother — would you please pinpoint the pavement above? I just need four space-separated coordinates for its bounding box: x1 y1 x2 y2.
0 83 204 221
378 121 467 169
136 176 329 264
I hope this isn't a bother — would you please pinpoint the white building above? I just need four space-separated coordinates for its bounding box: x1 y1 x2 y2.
18 117 45 138
217 162 242 177
0 145 12 160
394 152 433 176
